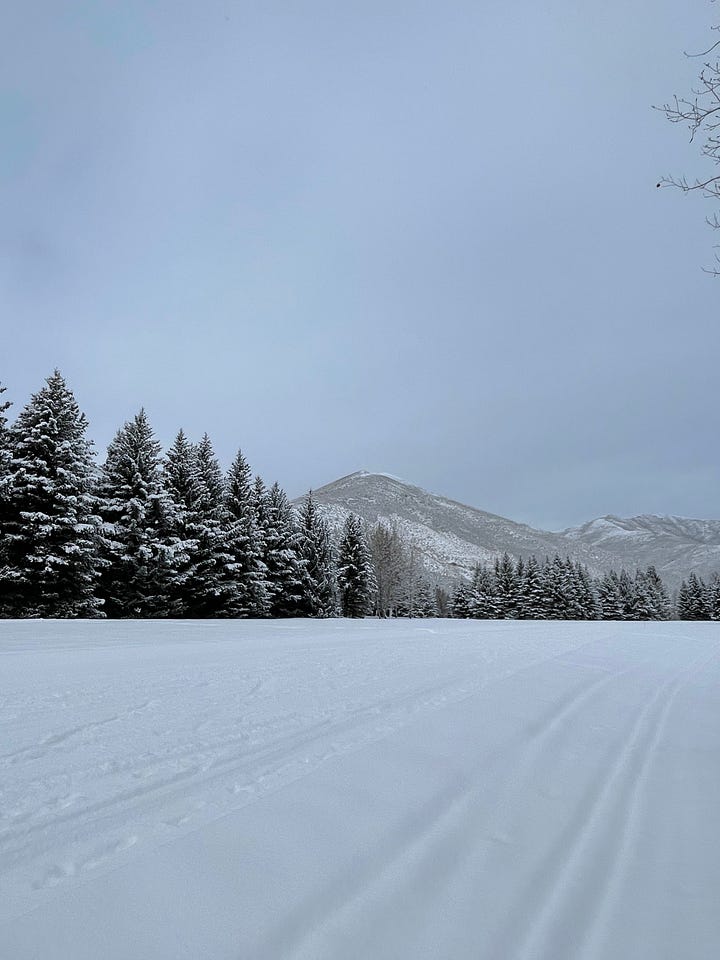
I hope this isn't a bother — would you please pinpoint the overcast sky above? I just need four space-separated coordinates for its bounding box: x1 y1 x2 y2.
2 0 718 529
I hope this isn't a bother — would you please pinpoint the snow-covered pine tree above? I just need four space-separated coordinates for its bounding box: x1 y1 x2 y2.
617 569 637 620
181 434 238 618
161 429 201 614
0 381 10 478
224 449 269 617
494 552 518 619
337 513 375 617
297 492 338 617
413 578 436 617
561 559 596 620
596 570 621 619
469 563 499 619
706 572 720 621
575 562 598 620
676 579 690 620
644 565 670 620
96 409 180 617
163 429 200 523
451 581 473 618
255 481 305 617
631 567 670 621
679 572 709 620
517 555 545 619
0 381 14 614
0 371 102 617
541 555 570 620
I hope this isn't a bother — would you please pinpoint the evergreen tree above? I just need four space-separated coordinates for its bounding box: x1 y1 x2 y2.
255 481 305 617
0 371 102 617
542 555 571 619
163 429 199 524
161 429 200 614
181 434 239 617
414 578 436 617
297 492 337 617
566 559 596 620
678 572 709 620
469 563 499 619
676 579 690 620
96 410 179 617
644 565 670 620
451 581 473 618
597 570 624 620
224 450 269 617
0 380 11 481
337 513 375 617
0 382 13 600
632 566 670 621
494 552 518 619
617 569 638 620
518 555 546 619
707 572 720 621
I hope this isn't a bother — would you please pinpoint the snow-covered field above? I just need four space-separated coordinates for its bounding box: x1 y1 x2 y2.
1 620 718 959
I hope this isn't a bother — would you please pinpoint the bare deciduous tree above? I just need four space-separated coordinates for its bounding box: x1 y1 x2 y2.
658 3 720 273
368 521 418 618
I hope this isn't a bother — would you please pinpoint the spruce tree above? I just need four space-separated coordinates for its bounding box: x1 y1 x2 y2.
182 434 238 617
542 555 570 619
163 429 199 523
597 571 624 620
337 513 375 617
97 409 179 617
225 450 269 617
414 578 436 617
0 380 10 480
0 371 102 617
707 572 720 621
681 572 709 620
162 429 200 614
452 581 473 618
644 565 670 620
518 555 545 619
297 492 337 617
0 382 13 606
255 481 305 617
617 569 637 620
494 552 518 618
469 563 499 619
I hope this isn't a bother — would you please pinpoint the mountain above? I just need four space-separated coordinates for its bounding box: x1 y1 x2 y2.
299 471 618 584
298 472 720 589
562 514 720 587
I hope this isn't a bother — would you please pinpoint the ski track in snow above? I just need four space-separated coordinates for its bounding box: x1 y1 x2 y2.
0 619 718 959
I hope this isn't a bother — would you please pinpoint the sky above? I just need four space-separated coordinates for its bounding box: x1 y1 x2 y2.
1 0 718 530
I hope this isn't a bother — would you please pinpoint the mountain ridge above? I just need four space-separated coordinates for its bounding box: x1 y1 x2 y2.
296 471 720 589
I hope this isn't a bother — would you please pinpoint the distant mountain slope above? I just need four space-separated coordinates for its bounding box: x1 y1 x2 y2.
297 471 720 589
562 514 720 587
299 471 617 583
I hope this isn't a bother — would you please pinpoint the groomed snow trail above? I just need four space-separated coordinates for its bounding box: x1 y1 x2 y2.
1 620 718 959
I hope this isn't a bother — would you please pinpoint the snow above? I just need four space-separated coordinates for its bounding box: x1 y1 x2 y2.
1 619 718 959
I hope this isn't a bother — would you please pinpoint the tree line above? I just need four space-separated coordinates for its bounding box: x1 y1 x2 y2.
0 372 717 621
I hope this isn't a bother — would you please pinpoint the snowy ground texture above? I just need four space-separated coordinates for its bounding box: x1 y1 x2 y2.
1 620 718 960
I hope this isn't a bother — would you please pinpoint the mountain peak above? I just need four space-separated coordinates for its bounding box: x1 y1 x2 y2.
303 472 720 589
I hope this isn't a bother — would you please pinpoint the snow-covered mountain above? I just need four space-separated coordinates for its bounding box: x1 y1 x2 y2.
561 514 720 587
298 472 616 583
298 471 720 588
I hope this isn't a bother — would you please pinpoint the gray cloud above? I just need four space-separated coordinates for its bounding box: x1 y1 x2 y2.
1 0 717 528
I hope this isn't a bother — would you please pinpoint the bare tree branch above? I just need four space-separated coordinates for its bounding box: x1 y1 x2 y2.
657 3 720 273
